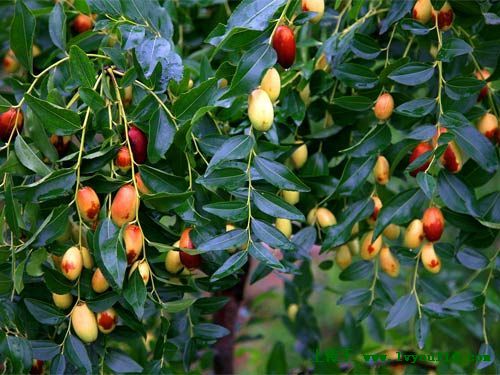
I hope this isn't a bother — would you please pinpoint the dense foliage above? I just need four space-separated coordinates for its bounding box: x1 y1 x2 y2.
0 0 499 373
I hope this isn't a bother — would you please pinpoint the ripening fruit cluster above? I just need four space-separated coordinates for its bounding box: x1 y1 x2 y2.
412 0 454 31
165 227 203 274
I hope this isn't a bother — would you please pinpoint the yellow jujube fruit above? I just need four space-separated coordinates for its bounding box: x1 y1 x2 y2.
316 207 336 228
335 245 352 270
71 302 98 343
379 247 400 277
282 190 300 205
404 219 425 249
276 218 292 238
290 141 308 169
360 230 383 260
248 89 274 132
260 68 281 102
52 293 73 309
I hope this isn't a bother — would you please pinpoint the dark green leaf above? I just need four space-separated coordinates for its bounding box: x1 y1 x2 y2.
476 343 495 370
10 0 35 73
253 190 305 221
388 63 435 86
14 135 52 176
456 247 489 270
31 340 60 361
253 156 310 192
251 219 295 251
415 316 430 350
106 350 143 373
266 341 288 375
69 45 96 88
339 260 373 281
123 269 147 318
394 98 436 118
198 229 248 251
437 172 479 217
333 96 373 111
203 201 248 221
79 88 106 112
24 299 65 325
335 63 379 89
49 3 66 51
437 38 472 62
148 108 175 164
206 135 254 174
65 336 92 374
385 294 417 329
193 323 230 340
249 242 284 271
337 288 371 306
442 291 484 311
211 251 248 282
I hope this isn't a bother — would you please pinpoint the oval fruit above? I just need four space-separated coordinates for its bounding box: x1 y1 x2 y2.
52 293 73 309
76 186 100 223
260 68 281 103
123 224 143 264
435 2 453 31
276 218 292 238
282 190 299 205
422 207 444 242
72 14 93 34
299 84 311 106
135 173 151 195
165 250 183 274
379 247 400 277
373 155 390 185
97 308 118 334
111 184 138 227
116 146 132 172
3 49 19 74
248 88 274 132
421 242 441 273
179 229 202 269
383 224 400 241
272 25 296 69
404 219 425 249
335 245 352 270
302 0 325 23
477 113 498 140
123 86 133 107
128 126 147 164
287 303 299 321
80 246 94 269
307 208 317 226
367 196 382 226
475 69 491 102
409 142 433 177
71 302 98 343
0 108 23 141
412 0 433 24
50 135 72 156
30 360 44 375
92 268 109 293
290 141 308 169
130 260 150 285
316 207 336 228
360 231 383 260
373 93 394 121
61 246 83 281
348 238 360 255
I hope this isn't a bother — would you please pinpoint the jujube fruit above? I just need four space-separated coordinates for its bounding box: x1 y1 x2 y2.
475 69 491 102
260 68 281 103
165 250 183 274
272 25 296 69
135 173 151 195
290 141 308 169
412 0 433 24
123 224 143 264
50 135 72 156
367 196 382 226
307 207 317 226
111 184 138 227
335 245 352 270
97 308 118 334
61 246 83 280
282 190 299 205
123 86 133 106
29 360 44 375
433 127 463 173
421 242 441 273
373 155 390 185
373 93 394 121
248 88 274 132
92 268 109 293
316 207 336 228
179 228 202 269
409 142 433 176
72 14 94 34
360 230 382 260
276 218 292 238
128 126 147 164
116 146 132 172
477 113 498 140
0 108 23 141
348 238 360 255
404 219 425 249
129 260 150 285
52 293 73 309
379 247 400 278
80 246 94 269
287 303 299 321
76 186 100 223
2 49 19 73
422 207 444 242
383 224 400 241
71 301 98 343
433 2 453 31
302 0 325 23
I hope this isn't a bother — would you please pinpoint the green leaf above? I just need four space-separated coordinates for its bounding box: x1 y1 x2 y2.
24 299 65 325
445 77 484 100
437 172 479 217
49 2 66 51
10 0 35 73
442 291 484 311
415 316 430 350
197 168 247 190
394 98 436 118
163 298 196 313
476 343 495 370
24 94 81 135
193 297 229 314
86 292 120 312
31 340 60 361
198 229 248 251
253 190 305 221
141 191 193 212
139 164 187 193
336 156 376 196
221 43 276 99
203 201 248 221
388 63 435 86
78 87 106 112
13 169 76 203
123 269 147 318
337 288 371 306
343 124 391 158
251 219 295 251
14 259 25 294
14 135 52 176
373 189 428 239
437 38 472 62
205 135 254 174
93 219 127 290
210 251 248 282
26 248 47 277
333 96 373 111
253 156 310 192
335 63 379 89
65 336 92 374
148 108 175 164
352 33 380 60
456 247 489 270
266 341 288 375
416 172 436 200
43 265 74 294
51 354 66 374
379 0 413 34
105 350 143 374
6 336 32 373
173 78 219 122
69 45 96 88
385 294 417 329
193 323 230 340
4 177 22 238
339 261 373 281
248 242 284 271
